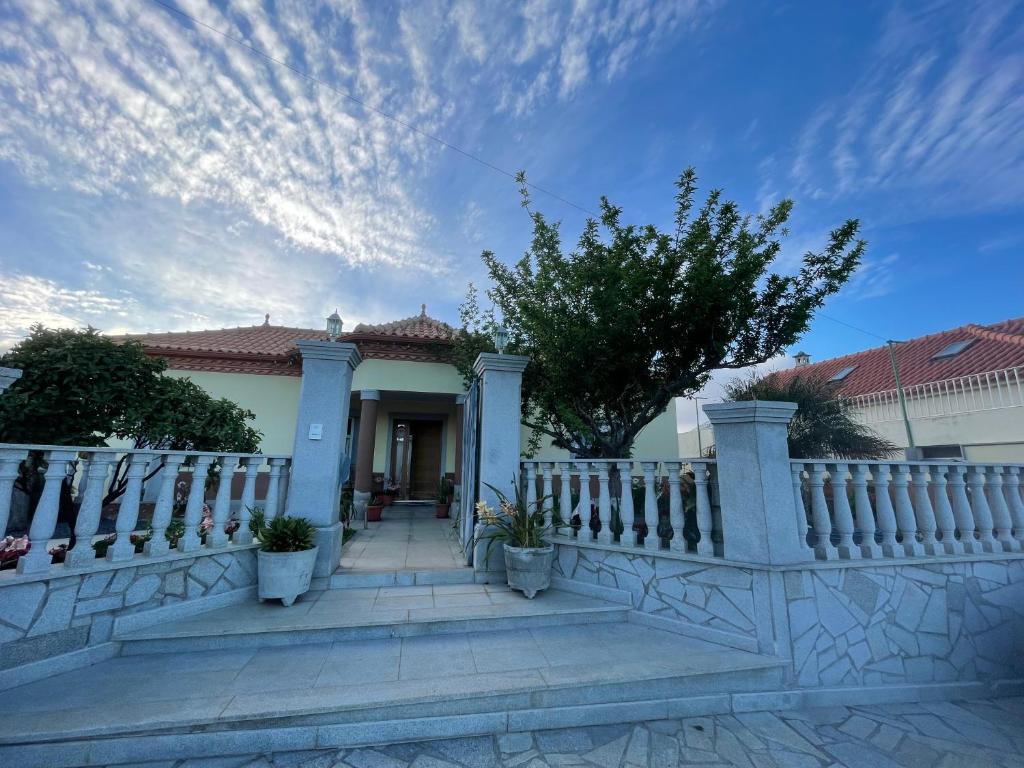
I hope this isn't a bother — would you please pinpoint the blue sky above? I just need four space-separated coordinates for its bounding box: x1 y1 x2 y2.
0 0 1022 430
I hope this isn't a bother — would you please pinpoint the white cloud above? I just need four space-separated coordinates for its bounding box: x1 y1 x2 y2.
675 354 795 433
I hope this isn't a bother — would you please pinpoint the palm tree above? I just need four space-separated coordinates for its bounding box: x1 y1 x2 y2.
723 372 899 460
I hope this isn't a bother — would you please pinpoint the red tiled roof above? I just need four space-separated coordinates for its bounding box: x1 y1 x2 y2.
771 317 1024 397
122 325 325 357
351 305 454 341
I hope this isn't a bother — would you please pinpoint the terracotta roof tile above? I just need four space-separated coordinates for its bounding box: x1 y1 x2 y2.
771 316 1024 397
122 325 325 357
351 305 454 341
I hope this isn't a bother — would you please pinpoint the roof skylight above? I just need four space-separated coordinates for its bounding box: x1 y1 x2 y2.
828 365 857 382
932 340 974 360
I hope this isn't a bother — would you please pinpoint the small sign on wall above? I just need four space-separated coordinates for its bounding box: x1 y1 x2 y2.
308 423 323 441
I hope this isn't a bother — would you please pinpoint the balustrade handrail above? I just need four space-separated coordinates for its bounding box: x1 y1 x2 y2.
791 458 1024 468
0 442 291 460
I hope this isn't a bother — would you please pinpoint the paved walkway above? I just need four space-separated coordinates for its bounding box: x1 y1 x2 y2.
342 504 467 572
135 697 1024 767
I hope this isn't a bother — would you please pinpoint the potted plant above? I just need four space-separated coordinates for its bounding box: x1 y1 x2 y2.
366 496 384 523
476 482 553 599
435 477 453 518
255 515 318 607
379 477 398 506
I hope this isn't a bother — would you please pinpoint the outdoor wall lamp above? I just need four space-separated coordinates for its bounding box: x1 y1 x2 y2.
326 309 343 341
493 326 509 354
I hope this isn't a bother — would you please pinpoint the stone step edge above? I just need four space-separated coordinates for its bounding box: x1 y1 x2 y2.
115 605 630 651
3 678 1000 768
325 568 477 588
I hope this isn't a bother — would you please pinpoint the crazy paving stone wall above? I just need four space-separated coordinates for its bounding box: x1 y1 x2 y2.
785 559 1024 687
0 549 257 670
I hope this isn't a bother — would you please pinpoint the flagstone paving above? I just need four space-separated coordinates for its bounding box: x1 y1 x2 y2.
342 504 468 572
138 697 1024 768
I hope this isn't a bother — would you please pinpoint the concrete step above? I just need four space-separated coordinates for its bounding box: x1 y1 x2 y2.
115 585 630 654
329 566 475 588
0 622 788 768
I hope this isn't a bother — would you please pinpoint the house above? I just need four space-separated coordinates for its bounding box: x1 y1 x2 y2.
123 306 681 501
678 316 1024 461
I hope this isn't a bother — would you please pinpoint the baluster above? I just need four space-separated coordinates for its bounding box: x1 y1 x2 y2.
596 463 612 544
540 462 554 530
524 462 538 516
18 450 78 574
930 465 960 554
828 463 859 559
67 453 116 566
641 461 659 551
872 465 900 557
850 464 881 558
909 465 940 555
947 465 977 552
278 460 291 514
0 449 27 538
575 461 592 540
265 458 287 521
792 463 813 551
665 461 684 553
693 461 714 556
145 453 185 557
234 456 262 545
616 461 636 547
986 466 1019 552
557 461 573 533
1004 467 1024 548
967 466 997 552
208 455 238 549
808 463 837 559
891 465 923 556
108 453 155 562
178 455 215 552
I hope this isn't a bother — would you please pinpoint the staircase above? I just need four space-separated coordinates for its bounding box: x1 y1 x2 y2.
0 583 787 768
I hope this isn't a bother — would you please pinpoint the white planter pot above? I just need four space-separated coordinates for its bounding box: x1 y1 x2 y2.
257 546 318 606
503 543 554 599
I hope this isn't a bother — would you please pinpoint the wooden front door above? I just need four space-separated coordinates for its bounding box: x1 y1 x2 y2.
390 419 443 500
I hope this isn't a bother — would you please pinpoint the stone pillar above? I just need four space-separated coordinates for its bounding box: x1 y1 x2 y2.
702 400 808 566
453 394 465 504
285 340 362 576
0 367 22 393
472 353 529 579
352 389 380 522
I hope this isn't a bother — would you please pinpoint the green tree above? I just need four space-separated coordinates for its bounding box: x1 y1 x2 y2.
457 168 866 458
724 372 899 459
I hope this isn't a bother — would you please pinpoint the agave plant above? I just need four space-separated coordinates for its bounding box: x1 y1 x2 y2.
258 516 316 553
475 480 552 563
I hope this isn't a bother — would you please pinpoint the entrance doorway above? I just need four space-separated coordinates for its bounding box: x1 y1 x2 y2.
390 418 444 500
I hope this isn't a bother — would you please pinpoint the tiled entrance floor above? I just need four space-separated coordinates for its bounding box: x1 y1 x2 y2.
342 503 468 572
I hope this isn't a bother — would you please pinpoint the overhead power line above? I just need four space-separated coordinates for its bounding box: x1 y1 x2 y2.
146 0 597 217
817 312 889 343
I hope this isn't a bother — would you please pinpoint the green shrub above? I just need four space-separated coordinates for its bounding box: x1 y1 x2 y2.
259 516 315 553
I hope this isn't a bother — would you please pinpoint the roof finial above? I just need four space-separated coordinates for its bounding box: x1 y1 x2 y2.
421 303 427 317
263 313 270 327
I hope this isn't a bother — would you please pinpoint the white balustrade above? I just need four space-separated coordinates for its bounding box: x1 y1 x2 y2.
666 461 685 553
557 461 573 532
540 463 555 531
524 462 538 518
794 459 1024 562
575 461 593 540
596 462 613 545
616 461 636 547
0 443 290 577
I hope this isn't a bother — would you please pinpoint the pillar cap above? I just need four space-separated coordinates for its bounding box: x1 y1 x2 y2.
360 389 381 401
702 400 797 425
455 394 466 405
296 340 362 368
473 352 529 376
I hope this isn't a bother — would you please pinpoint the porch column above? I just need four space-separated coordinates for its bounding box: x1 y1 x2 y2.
453 393 465 504
472 353 529 580
353 389 380 523
286 340 362 577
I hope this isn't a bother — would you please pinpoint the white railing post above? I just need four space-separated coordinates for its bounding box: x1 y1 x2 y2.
948 465 979 553
234 456 261 545
540 462 554 531
967 466 998 552
145 453 185 557
616 460 635 547
208 455 238 549
692 460 715 556
557 461 573 533
524 462 538 517
18 449 77 575
792 464 811 552
595 462 613 545
828 463 859 559
808 463 837 559
910 465 940 555
849 464 881 558
66 453 116 566
575 461 593 540
1004 467 1024 548
108 452 154 562
891 465 923 557
265 458 287 521
871 464 900 557
665 461 685 553
930 465 961 555
0 449 26 537
178 455 214 553
641 461 659 551
986 466 1019 552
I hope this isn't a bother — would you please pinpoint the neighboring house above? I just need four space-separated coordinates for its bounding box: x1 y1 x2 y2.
122 306 680 500
679 316 1024 462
